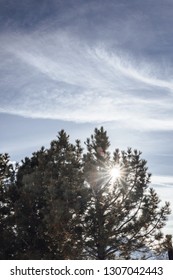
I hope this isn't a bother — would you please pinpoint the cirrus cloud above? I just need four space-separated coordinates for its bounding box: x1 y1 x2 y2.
0 30 173 131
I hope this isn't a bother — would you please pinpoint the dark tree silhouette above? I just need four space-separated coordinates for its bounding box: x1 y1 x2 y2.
166 235 173 260
168 249 173 260
82 127 171 259
0 153 17 259
14 130 88 259
0 128 171 259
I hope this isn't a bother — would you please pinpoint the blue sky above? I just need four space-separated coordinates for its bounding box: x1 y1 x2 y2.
0 0 173 233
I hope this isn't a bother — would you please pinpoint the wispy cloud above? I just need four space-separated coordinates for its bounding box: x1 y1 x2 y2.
152 175 173 187
0 14 173 131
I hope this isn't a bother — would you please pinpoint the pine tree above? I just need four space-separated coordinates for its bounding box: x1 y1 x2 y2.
82 127 171 259
0 153 17 259
1 127 171 260
15 130 88 259
14 149 52 259
43 130 88 259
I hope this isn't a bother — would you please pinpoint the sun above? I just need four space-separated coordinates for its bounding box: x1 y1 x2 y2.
109 165 121 181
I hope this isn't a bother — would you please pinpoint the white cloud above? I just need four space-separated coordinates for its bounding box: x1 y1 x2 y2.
0 31 173 130
92 47 173 91
152 175 173 186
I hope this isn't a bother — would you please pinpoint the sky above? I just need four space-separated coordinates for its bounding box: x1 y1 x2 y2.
0 0 173 234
